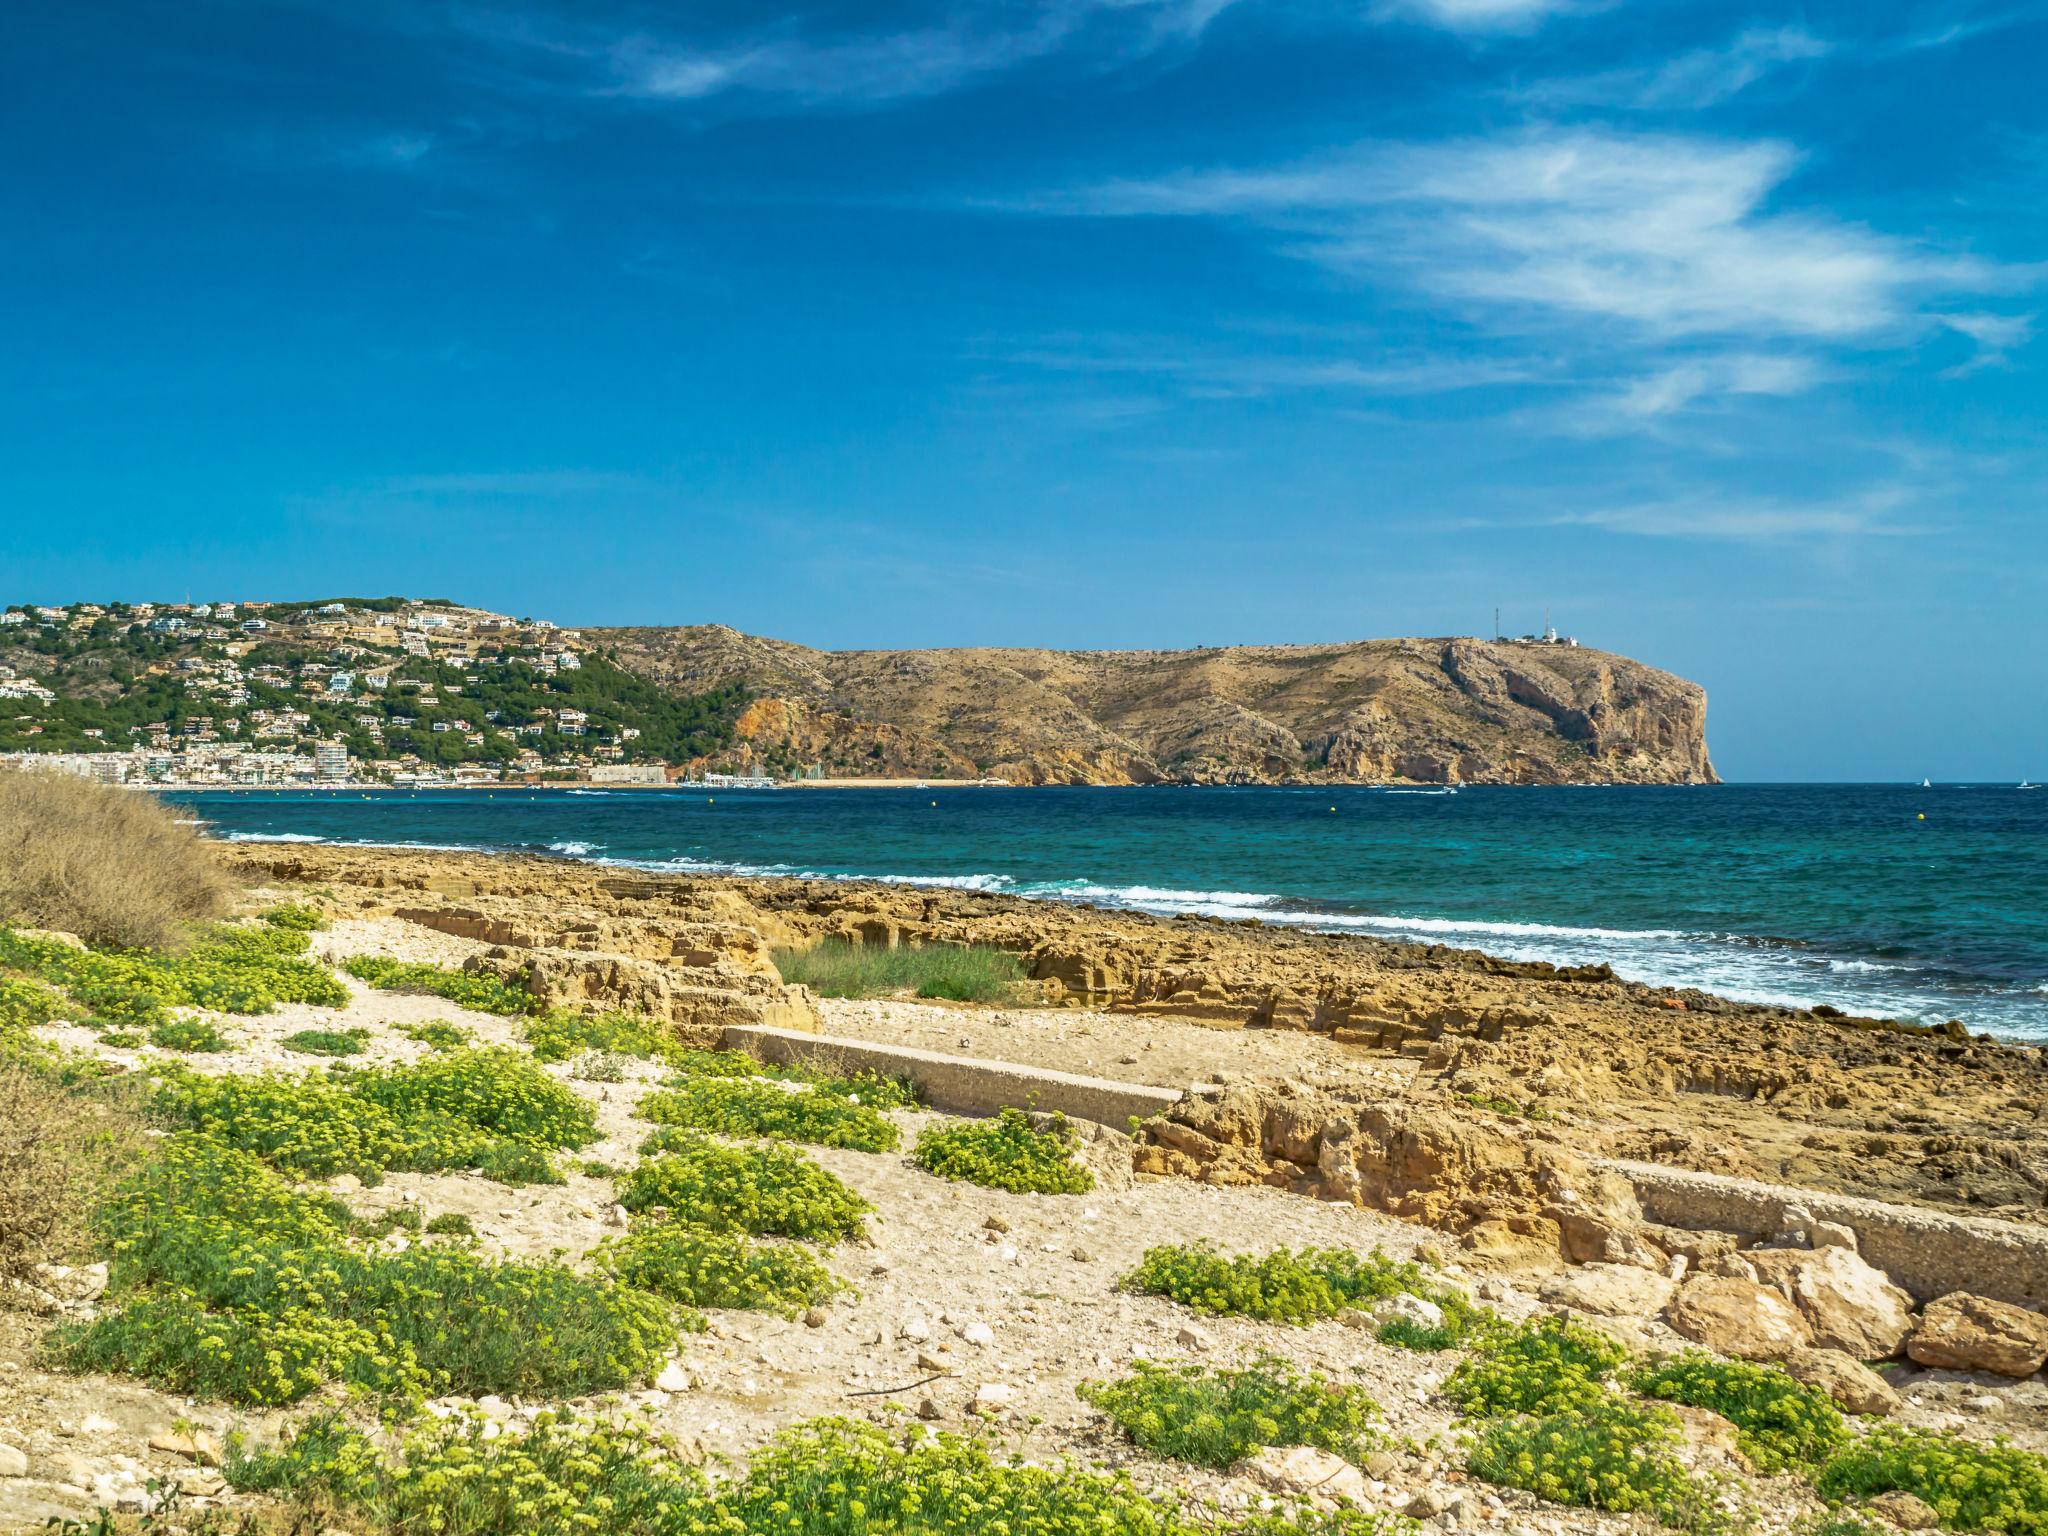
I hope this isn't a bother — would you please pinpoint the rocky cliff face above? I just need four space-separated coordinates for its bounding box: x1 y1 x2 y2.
595 626 1717 786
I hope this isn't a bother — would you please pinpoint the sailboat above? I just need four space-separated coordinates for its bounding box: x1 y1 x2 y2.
2021 780 2040 790
1920 778 1932 788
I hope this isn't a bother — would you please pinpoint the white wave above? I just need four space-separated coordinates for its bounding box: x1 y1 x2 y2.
867 871 1016 893
221 831 325 843
546 840 603 856
1277 910 1690 943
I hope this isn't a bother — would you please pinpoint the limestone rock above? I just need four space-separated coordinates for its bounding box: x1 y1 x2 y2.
1665 1276 1813 1360
0 1444 27 1478
147 1431 223 1469
1748 1246 1914 1360
1666 1404 1751 1473
1866 1491 1940 1529
1241 1445 1371 1507
1905 1293 2048 1378
1784 1350 1903 1416
1539 1263 1677 1319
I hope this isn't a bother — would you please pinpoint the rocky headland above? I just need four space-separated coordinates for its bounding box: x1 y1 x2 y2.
598 627 1718 786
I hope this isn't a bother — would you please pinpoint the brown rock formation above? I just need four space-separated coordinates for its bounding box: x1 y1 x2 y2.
594 625 1718 786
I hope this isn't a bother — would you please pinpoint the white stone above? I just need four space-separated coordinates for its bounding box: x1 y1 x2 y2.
0 1444 27 1478
973 1383 1015 1410
961 1322 996 1347
900 1317 933 1342
1376 1292 1446 1330
655 1362 691 1393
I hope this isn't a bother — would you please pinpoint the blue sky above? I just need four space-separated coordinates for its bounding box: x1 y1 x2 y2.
3 0 2044 780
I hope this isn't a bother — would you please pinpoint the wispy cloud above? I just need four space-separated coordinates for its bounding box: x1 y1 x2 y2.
1556 484 1925 540
1029 127 2019 344
1547 353 1823 436
1518 26 1829 109
1376 0 1611 34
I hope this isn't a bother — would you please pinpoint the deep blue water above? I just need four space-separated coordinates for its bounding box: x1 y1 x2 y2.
173 784 2048 1040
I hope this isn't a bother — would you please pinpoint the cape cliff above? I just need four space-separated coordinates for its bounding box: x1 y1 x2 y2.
595 627 1717 786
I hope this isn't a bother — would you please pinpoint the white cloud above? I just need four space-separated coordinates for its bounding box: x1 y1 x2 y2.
1520 26 1830 109
1558 485 1922 539
1552 353 1822 435
1045 127 2008 343
1377 0 1606 33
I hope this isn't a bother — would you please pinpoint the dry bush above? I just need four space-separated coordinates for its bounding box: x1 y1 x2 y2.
0 1065 145 1286
0 769 232 948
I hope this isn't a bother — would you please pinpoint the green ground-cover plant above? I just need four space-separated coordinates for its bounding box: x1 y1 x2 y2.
1635 1352 1849 1474
773 938 1029 1003
395 1018 472 1051
155 1048 598 1183
596 1218 843 1317
1818 1427 2048 1536
1466 1398 1714 1530
148 1016 231 1053
1445 1314 1632 1419
1080 1357 1383 1469
263 902 330 932
913 1107 1092 1193
2 923 349 1022
282 1026 371 1057
230 1408 1410 1536
423 1211 475 1237
638 1076 902 1152
473 1138 564 1186
522 1007 673 1064
1123 1242 1479 1332
55 1135 675 1406
341 954 533 1015
620 1134 870 1242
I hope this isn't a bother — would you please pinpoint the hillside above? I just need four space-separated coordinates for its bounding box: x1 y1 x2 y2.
595 626 1717 786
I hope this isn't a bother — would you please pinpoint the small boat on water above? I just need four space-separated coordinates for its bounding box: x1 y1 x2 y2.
1920 778 1932 788
2021 780 2041 790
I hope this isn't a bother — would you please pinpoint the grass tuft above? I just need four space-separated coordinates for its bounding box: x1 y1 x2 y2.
773 938 1028 1003
1123 1242 1483 1336
620 1134 870 1243
1080 1357 1383 1470
638 1076 902 1152
596 1218 842 1318
282 1026 371 1057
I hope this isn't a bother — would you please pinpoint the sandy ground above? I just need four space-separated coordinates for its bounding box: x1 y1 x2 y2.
3 912 2044 1533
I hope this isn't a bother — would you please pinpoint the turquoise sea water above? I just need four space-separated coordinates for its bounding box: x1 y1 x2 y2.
175 784 2048 1040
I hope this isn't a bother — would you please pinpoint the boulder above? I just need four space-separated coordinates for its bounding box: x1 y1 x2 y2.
1865 1491 1940 1529
1240 1445 1372 1507
1748 1246 1914 1360
1666 1403 1752 1474
1539 1263 1678 1319
1905 1293 2048 1378
1665 1276 1813 1360
1784 1350 1902 1417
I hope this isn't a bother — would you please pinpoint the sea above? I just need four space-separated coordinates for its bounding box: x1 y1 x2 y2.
172 783 2048 1042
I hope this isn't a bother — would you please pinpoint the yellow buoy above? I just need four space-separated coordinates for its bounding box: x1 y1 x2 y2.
1917 812 1926 820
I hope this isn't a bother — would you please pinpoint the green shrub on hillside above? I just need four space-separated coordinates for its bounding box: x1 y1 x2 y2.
913 1108 1092 1193
1466 1399 1714 1530
1635 1353 1849 1473
1445 1314 1632 1419
149 1016 231 1053
2 923 348 1019
282 1026 370 1057
620 1135 869 1243
396 1017 473 1052
230 1409 1411 1536
523 1008 672 1064
54 1135 675 1405
596 1219 842 1317
1080 1358 1382 1470
342 954 532 1015
263 902 330 932
638 1077 901 1152
1122 1242 1479 1332
773 939 1028 1003
1818 1427 2048 1536
155 1049 597 1183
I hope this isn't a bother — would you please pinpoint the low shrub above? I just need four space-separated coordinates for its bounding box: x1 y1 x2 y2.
639 1077 902 1152
474 1138 563 1186
282 1026 370 1057
913 1107 1092 1193
773 938 1028 1003
149 1016 231 1052
523 1008 673 1064
423 1211 475 1237
155 1048 598 1183
263 902 330 932
1635 1352 1849 1473
596 1218 842 1317
1080 1357 1382 1469
230 1408 1410 1536
0 1063 146 1282
1466 1398 1714 1529
1445 1314 1632 1419
342 954 533 1016
55 1135 675 1405
620 1135 870 1243
1818 1427 2048 1536
0 771 232 948
1123 1242 1470 1328
396 1018 472 1051
2 923 349 1021
0 973 64 1039
573 1049 634 1082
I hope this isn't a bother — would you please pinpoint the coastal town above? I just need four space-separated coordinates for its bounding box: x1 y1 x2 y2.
0 596 738 789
